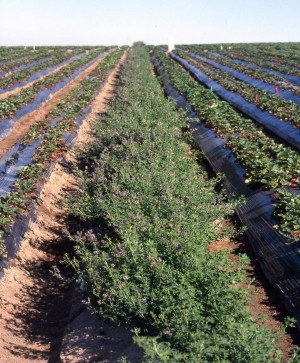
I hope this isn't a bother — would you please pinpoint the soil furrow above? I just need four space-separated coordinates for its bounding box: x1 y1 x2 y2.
0 51 143 363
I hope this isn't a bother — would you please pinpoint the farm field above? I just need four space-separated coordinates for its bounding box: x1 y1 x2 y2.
0 43 299 362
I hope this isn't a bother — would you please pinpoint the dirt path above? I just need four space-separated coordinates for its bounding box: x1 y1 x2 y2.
0 50 142 363
0 50 113 158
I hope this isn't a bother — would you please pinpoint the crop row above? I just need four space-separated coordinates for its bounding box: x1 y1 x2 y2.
0 48 82 73
183 46 300 96
217 45 300 71
0 47 36 63
64 42 290 362
206 52 300 88
0 48 103 89
0 47 125 252
0 48 109 121
152 47 300 240
179 43 300 69
174 49 300 127
0 46 96 69
214 50 300 78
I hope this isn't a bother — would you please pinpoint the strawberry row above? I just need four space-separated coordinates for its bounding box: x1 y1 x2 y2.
174 49 300 128
152 47 300 241
182 46 300 97
0 48 112 123
0 47 125 255
0 48 104 90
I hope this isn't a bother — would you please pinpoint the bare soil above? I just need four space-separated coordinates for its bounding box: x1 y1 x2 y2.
0 51 112 158
209 234 300 362
0 51 143 363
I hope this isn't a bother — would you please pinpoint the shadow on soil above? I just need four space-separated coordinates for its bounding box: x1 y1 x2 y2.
1 218 143 362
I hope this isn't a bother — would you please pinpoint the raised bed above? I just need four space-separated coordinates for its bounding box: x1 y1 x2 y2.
152 54 300 329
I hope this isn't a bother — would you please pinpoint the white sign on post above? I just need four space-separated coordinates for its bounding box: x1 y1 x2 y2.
168 36 175 52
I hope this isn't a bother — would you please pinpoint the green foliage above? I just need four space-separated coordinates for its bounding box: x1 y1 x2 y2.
274 189 300 241
151 47 300 241
174 49 300 128
182 45 300 95
0 48 109 119
0 48 125 257
66 43 286 362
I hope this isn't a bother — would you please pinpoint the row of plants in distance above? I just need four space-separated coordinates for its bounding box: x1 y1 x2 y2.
179 43 300 70
0 47 126 255
64 42 297 362
174 49 300 127
212 49 300 78
0 47 95 73
152 47 300 241
0 48 93 89
181 45 300 96
0 47 110 120
214 44 300 72
0 48 55 73
0 47 39 63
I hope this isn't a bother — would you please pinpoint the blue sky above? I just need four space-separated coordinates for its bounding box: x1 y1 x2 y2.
0 0 299 45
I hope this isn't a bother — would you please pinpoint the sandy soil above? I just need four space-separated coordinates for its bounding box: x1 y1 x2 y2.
0 50 113 158
209 234 300 362
0 50 143 363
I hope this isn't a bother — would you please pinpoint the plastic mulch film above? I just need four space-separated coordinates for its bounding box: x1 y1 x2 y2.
0 53 83 94
209 52 300 87
0 140 41 196
0 213 31 279
152 55 300 328
0 68 116 276
0 49 112 141
170 53 300 152
0 56 54 79
189 52 300 105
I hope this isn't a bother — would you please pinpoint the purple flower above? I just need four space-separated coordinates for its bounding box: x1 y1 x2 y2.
141 297 148 303
163 329 171 336
156 257 162 263
117 247 126 256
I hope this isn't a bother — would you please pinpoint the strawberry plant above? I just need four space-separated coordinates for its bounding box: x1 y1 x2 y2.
174 49 300 127
152 47 300 240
